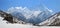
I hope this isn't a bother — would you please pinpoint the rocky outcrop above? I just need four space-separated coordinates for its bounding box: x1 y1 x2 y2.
0 10 13 23
0 10 26 24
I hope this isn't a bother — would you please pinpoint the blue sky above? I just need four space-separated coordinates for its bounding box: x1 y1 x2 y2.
0 0 60 13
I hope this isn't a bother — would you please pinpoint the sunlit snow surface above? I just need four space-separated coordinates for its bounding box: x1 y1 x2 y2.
0 17 47 28
0 17 38 28
0 17 59 28
0 17 7 24
0 17 60 28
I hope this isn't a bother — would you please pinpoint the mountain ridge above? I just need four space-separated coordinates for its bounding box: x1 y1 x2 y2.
0 10 60 26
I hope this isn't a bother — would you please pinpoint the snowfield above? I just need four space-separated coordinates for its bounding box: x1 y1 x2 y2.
0 24 60 28
0 16 60 28
0 12 60 28
0 17 41 28
0 24 39 28
0 17 8 24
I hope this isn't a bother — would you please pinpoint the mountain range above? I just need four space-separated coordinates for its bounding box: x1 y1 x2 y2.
0 9 60 26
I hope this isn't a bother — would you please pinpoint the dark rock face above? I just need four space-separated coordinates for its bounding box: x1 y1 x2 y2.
49 12 60 26
0 10 14 23
49 18 60 26
0 10 24 24
3 14 13 23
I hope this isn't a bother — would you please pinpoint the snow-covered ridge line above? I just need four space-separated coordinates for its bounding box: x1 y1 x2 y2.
0 10 33 25
0 9 60 26
7 7 53 24
39 12 60 26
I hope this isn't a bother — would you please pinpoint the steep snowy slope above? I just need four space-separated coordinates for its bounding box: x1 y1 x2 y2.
0 17 7 24
39 12 60 26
